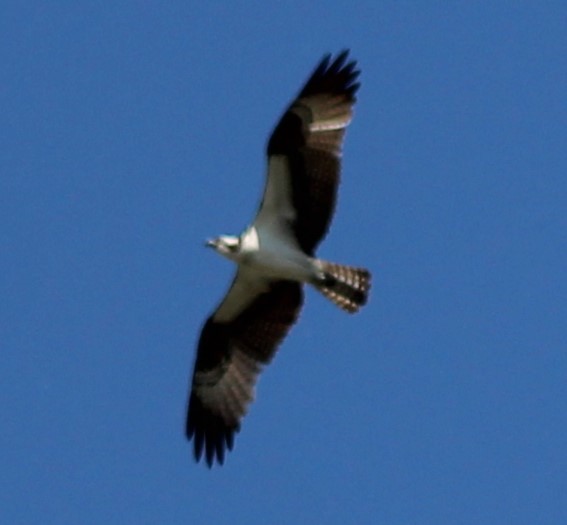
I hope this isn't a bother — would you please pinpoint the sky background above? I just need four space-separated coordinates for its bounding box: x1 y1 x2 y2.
1 2 566 524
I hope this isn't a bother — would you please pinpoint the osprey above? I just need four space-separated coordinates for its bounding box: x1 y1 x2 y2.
187 50 371 467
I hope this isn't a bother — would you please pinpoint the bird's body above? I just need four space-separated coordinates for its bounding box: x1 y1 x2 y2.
243 228 319 281
187 51 371 466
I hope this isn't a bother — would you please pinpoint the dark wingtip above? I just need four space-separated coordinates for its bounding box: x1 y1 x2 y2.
186 391 238 468
299 49 360 100
267 50 360 156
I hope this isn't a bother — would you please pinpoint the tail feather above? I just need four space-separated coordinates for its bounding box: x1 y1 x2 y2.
315 261 371 313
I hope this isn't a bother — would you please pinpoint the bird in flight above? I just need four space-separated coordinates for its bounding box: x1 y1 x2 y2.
186 50 371 467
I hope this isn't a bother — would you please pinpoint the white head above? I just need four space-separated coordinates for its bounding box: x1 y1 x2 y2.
205 235 241 262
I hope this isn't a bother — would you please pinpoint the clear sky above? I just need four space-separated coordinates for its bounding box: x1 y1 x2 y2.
1 2 566 524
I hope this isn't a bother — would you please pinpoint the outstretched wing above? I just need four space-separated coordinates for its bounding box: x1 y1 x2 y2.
186 275 303 467
256 50 360 255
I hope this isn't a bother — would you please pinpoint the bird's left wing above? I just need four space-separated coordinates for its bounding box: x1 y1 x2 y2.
255 51 360 255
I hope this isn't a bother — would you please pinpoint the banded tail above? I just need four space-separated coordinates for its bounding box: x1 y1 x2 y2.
315 261 371 313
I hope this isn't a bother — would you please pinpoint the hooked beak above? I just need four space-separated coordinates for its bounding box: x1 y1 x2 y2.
205 238 216 248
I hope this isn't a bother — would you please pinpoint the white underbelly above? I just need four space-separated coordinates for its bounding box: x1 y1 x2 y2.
243 248 314 282
239 223 316 282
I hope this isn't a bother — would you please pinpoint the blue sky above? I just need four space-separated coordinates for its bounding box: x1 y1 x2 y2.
1 2 566 524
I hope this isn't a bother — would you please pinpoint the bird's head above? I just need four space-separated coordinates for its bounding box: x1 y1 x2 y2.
205 235 241 261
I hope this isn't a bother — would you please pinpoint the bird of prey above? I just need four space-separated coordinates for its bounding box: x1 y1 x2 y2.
186 50 371 467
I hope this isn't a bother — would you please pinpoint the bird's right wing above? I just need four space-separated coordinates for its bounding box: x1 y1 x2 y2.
186 275 303 467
